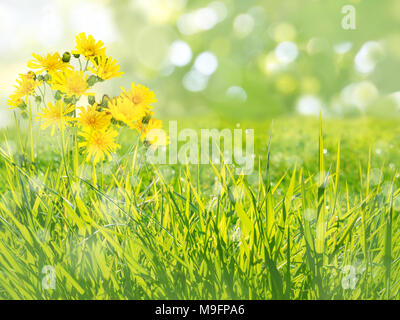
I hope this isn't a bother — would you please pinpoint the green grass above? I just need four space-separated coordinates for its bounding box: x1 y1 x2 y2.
0 116 399 299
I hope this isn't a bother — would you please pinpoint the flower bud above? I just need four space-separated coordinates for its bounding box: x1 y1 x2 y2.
62 51 71 63
43 73 51 82
35 96 42 104
111 118 124 127
87 75 98 86
73 53 80 58
142 113 152 124
18 101 27 110
37 75 45 81
21 110 28 120
27 71 36 80
55 90 62 100
88 95 96 105
100 94 110 108
64 96 73 104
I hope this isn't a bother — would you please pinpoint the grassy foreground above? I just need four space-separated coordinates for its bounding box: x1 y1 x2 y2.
0 116 399 299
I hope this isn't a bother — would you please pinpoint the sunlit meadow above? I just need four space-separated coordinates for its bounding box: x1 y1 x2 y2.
1 0 400 300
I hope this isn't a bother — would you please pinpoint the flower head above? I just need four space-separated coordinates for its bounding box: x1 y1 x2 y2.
72 32 106 58
89 55 124 80
28 52 71 74
13 72 39 96
77 104 111 131
107 96 146 128
8 96 26 109
8 73 40 109
37 100 75 135
120 83 156 112
51 69 92 98
79 129 120 164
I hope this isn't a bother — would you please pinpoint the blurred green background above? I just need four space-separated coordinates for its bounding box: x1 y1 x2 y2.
1 0 400 125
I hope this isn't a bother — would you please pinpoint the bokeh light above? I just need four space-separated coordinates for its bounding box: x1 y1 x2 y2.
275 41 298 64
194 52 218 76
233 14 255 38
169 41 192 67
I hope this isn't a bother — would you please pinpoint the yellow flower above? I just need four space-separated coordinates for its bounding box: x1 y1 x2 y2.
72 32 106 58
107 96 146 128
89 55 124 80
79 129 120 164
51 69 92 98
7 96 25 109
7 95 24 109
135 118 169 146
13 72 39 96
37 100 75 135
27 71 36 79
77 104 111 131
28 52 71 74
120 83 156 111
8 73 40 109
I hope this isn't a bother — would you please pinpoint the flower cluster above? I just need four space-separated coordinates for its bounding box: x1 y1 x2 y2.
7 32 168 164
